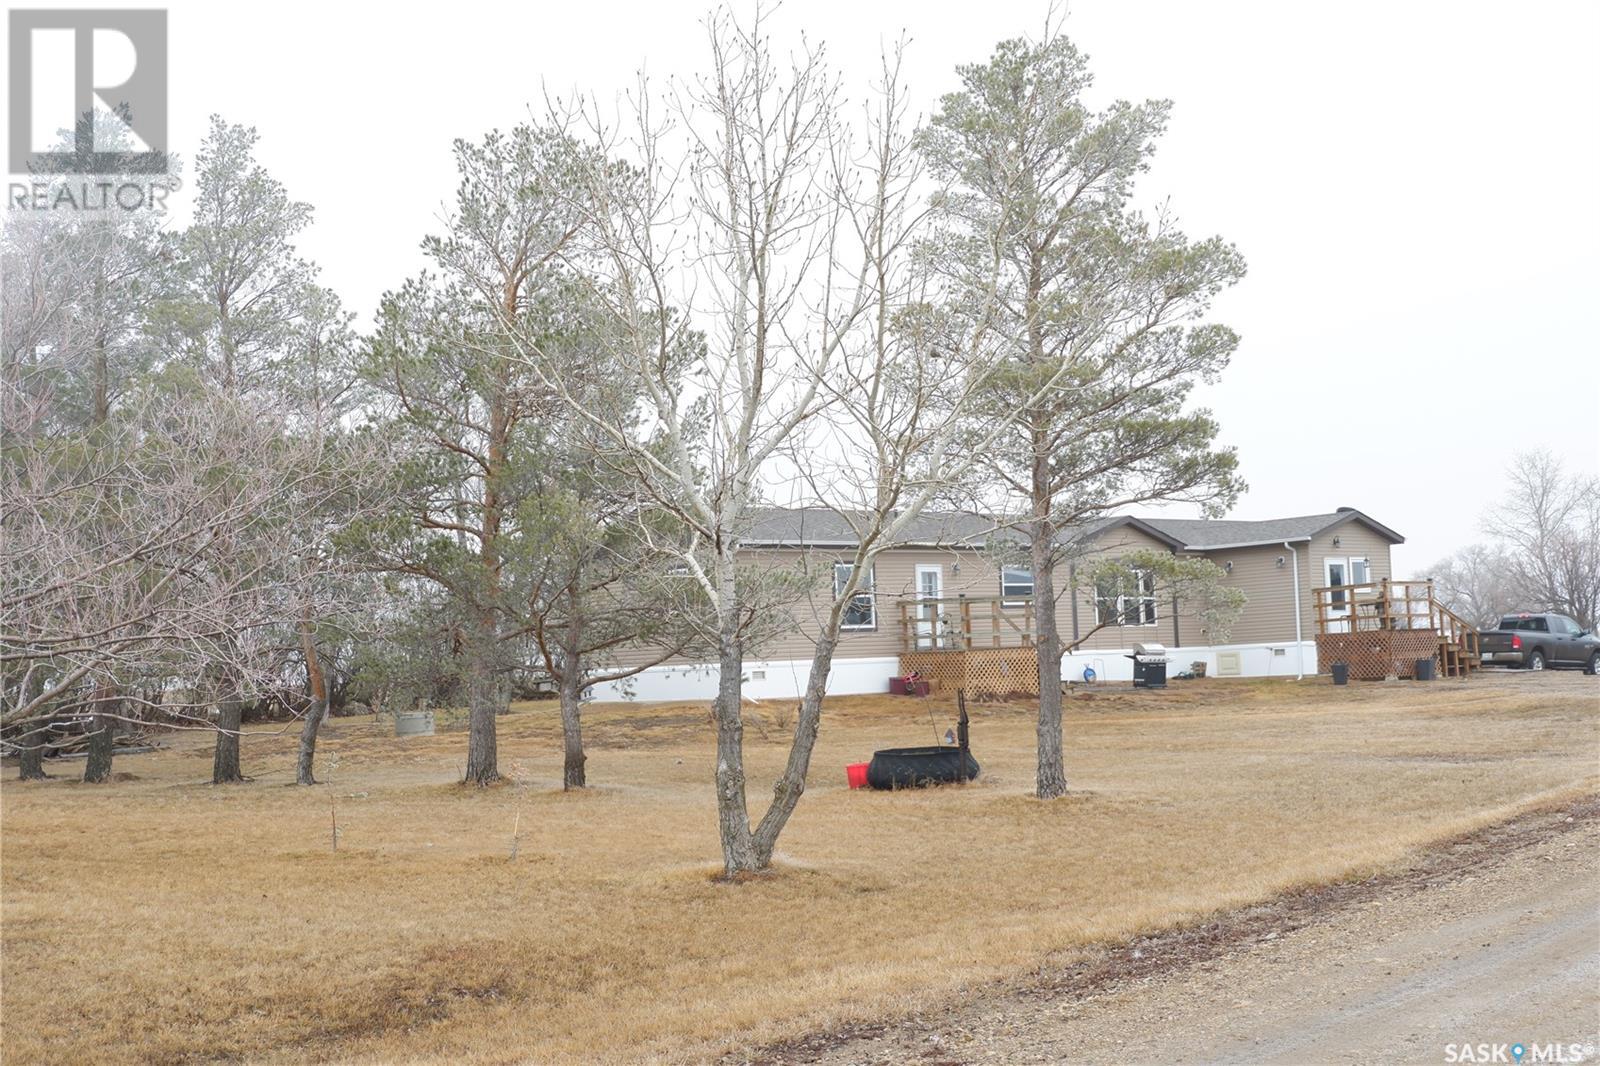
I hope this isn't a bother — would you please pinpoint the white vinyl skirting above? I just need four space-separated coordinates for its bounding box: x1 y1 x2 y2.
586 641 1320 701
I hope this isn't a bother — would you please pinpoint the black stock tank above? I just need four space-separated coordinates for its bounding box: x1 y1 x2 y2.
865 745 980 789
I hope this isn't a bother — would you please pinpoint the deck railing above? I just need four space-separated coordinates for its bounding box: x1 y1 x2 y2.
1311 578 1480 672
1313 579 1435 635
895 595 1036 653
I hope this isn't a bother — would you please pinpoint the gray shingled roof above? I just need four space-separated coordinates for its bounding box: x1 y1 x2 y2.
1139 509 1403 548
739 507 1006 547
739 506 1402 550
740 509 1182 549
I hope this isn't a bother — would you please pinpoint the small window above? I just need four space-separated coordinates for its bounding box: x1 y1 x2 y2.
1131 570 1158 625
833 563 876 630
1000 566 1033 607
1093 569 1157 627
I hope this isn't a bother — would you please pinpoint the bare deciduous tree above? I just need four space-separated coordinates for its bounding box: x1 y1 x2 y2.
1427 543 1521 629
510 16 1101 875
1433 451 1600 630
1 391 345 775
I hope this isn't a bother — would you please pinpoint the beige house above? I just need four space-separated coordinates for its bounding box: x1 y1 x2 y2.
592 506 1406 700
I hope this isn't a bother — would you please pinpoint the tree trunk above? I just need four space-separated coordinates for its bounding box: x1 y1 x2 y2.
1032 520 1068 800
213 696 245 784
1024 253 1067 800
295 698 329 786
82 709 115 783
17 722 47 780
558 668 586 790
557 581 588 789
14 670 49 779
463 640 500 786
91 265 110 427
711 566 759 876
749 632 837 866
295 615 330 786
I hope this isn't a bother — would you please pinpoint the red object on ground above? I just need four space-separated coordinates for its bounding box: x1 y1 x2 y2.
888 677 932 696
845 762 870 789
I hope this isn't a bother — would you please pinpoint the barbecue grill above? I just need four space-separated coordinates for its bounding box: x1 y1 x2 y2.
1128 642 1169 689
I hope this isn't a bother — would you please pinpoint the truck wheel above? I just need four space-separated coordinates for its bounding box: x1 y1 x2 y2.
1586 652 1598 676
1527 649 1545 671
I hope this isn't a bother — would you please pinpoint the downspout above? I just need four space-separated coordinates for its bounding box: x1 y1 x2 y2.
1068 562 1080 643
1284 541 1304 680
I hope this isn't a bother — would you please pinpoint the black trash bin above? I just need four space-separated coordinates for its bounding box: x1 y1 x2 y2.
1331 661 1349 685
1414 658 1436 681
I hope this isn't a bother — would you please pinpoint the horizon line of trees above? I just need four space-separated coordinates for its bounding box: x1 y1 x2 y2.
1429 451 1599 631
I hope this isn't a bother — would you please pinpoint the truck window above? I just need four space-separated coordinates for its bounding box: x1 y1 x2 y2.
1498 617 1550 632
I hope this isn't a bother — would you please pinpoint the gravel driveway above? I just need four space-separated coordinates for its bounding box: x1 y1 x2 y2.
753 800 1600 1065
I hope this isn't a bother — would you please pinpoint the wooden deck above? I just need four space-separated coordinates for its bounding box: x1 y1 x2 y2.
1312 579 1480 680
895 596 1039 697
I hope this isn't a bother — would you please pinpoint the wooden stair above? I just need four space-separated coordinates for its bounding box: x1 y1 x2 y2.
1432 595 1481 678
1438 636 1480 678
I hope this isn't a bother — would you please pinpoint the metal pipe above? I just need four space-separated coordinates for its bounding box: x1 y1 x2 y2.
1285 540 1305 679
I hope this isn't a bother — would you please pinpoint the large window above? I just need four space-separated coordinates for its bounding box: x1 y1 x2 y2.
834 563 876 629
1000 566 1034 607
1094 569 1158 627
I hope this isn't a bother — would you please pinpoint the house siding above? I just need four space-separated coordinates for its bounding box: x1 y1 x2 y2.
602 544 1008 670
1188 543 1303 646
1062 526 1180 650
592 513 1400 693
1304 520 1395 635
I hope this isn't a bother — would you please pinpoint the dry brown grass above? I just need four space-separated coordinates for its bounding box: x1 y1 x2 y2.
2 671 1596 1064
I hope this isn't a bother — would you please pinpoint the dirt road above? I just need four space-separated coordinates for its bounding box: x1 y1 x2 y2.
757 802 1600 1065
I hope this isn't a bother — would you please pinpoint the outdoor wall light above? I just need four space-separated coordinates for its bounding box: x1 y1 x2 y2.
1224 560 1234 573
1275 555 1285 568
1332 535 1342 548
951 561 961 575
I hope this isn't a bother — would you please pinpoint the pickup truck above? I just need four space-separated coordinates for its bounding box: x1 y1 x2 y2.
1478 613 1600 673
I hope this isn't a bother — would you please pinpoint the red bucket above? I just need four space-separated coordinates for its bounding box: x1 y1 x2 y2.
845 762 869 790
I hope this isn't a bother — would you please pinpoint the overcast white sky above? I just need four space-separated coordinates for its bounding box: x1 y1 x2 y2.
11 0 1599 571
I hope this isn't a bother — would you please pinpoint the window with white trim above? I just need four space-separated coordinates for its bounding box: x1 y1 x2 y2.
1094 569 1158 626
1000 566 1033 607
833 563 876 629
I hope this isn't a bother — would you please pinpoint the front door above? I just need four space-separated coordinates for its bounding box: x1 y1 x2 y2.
914 565 943 650
1324 557 1351 633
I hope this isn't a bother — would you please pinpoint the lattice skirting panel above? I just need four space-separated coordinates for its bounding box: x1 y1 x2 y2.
899 647 1040 698
1315 631 1440 681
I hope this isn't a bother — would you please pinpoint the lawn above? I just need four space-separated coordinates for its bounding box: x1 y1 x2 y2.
2 672 1596 1064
